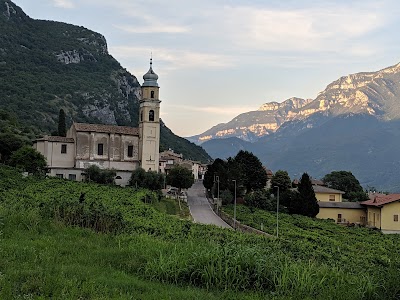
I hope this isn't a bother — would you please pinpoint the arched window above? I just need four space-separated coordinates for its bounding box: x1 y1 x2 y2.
151 90 155 98
140 111 143 122
149 110 155 121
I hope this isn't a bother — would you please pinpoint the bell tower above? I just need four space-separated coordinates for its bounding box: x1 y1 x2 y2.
139 58 161 172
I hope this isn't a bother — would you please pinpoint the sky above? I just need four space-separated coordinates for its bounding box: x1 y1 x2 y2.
15 0 400 137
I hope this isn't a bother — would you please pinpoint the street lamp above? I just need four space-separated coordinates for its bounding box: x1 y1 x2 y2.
274 186 279 238
232 179 237 229
215 175 220 203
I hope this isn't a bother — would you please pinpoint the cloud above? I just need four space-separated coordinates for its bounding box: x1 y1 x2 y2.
113 24 189 34
52 0 75 9
109 46 235 71
217 4 385 53
167 104 258 116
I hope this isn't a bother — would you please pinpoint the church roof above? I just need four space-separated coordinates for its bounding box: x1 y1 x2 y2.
36 136 75 143
142 58 159 87
73 123 139 136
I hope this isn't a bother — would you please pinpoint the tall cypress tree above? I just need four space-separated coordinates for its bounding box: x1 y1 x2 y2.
297 173 319 217
58 109 66 137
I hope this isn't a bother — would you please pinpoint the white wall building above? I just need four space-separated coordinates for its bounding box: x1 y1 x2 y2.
33 59 161 186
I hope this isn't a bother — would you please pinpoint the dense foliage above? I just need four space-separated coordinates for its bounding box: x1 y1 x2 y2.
1 165 400 299
85 165 116 184
0 131 29 163
292 173 319 217
323 170 369 201
57 108 66 137
8 146 47 175
129 167 165 191
270 170 292 193
166 165 194 192
203 151 267 199
234 150 268 192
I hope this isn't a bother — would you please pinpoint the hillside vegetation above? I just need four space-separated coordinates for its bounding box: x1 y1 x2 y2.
0 1 210 162
1 165 400 299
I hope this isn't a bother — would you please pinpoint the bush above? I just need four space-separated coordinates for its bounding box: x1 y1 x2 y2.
8 146 47 175
220 189 233 205
85 165 116 184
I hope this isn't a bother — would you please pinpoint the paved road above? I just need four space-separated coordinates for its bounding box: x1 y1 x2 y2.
187 181 231 229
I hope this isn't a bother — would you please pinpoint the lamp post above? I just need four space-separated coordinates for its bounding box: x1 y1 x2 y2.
232 179 237 229
274 186 279 238
215 175 220 203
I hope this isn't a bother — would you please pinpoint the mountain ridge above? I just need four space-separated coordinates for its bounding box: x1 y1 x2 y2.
198 61 400 191
189 62 400 144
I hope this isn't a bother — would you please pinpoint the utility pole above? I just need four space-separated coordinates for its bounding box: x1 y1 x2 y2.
233 179 237 229
274 186 279 238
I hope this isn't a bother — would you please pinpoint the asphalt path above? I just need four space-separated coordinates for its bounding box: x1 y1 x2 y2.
187 181 231 229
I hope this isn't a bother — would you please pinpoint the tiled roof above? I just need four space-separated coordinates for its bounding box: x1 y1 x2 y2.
36 136 74 143
311 179 325 186
318 202 364 209
73 123 139 135
313 185 345 194
361 194 400 207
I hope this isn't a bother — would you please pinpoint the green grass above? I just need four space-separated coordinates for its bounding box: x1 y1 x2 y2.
1 165 400 299
152 197 192 220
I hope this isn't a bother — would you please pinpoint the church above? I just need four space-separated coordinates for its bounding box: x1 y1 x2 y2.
33 59 161 186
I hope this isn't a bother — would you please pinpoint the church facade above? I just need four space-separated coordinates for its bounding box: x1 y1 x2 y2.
33 60 161 186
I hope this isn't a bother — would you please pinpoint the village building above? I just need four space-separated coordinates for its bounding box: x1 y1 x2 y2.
314 184 400 233
159 149 202 180
33 59 161 186
314 184 367 225
361 194 400 234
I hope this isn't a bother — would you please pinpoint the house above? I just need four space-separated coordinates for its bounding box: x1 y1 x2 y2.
33 59 161 186
314 185 367 225
361 194 400 233
317 201 366 224
159 149 201 180
313 185 345 202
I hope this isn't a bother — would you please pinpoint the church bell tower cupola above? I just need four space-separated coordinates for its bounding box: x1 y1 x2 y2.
139 58 161 172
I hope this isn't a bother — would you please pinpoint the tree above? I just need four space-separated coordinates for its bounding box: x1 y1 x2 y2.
9 146 47 175
58 109 66 137
244 189 274 210
323 171 368 202
220 189 233 205
203 158 229 198
270 170 292 193
167 165 194 193
0 132 28 163
290 173 319 217
129 167 164 191
85 165 116 184
233 150 267 193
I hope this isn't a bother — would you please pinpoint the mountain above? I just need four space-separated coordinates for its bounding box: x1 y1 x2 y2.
199 63 400 191
200 137 251 159
190 63 400 145
0 1 211 162
187 97 313 144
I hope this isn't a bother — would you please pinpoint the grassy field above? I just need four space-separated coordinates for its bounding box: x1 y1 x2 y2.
1 165 399 299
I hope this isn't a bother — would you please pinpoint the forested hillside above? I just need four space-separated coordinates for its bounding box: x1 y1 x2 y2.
0 0 210 162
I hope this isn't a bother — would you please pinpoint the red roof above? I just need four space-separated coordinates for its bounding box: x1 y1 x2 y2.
361 194 400 207
73 122 139 135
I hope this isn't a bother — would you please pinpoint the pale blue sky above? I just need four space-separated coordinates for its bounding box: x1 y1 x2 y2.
16 0 400 136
